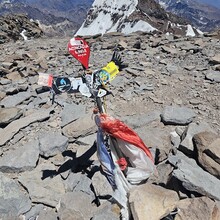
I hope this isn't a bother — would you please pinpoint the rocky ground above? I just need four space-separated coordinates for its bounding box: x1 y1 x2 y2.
0 31 220 220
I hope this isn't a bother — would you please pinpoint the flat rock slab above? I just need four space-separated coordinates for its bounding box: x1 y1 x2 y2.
176 197 220 220
0 172 32 219
161 106 196 125
0 140 40 173
0 108 51 146
0 107 23 126
168 151 220 201
39 132 68 157
121 110 161 129
62 114 96 140
205 70 220 83
18 163 65 207
57 191 96 220
61 103 86 127
0 91 34 107
129 183 179 220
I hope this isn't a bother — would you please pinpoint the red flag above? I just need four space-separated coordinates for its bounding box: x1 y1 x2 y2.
68 37 90 69
99 114 154 162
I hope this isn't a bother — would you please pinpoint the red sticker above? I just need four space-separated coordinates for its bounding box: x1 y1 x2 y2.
68 37 90 69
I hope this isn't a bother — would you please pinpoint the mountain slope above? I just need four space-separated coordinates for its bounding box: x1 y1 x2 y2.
0 0 94 34
76 0 200 36
156 0 220 32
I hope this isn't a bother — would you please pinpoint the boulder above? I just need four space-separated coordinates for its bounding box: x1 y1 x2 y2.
180 122 214 155
129 183 179 220
0 107 22 126
39 131 69 157
18 163 65 207
62 114 96 140
0 108 51 146
0 140 40 173
193 131 220 179
161 106 196 125
0 172 32 219
57 191 96 220
168 151 220 201
176 197 220 220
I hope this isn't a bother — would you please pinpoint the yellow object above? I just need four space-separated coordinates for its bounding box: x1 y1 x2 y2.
102 61 119 81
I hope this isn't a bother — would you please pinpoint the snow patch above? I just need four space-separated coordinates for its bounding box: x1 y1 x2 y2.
20 29 28 41
121 21 157 35
186 24 195 37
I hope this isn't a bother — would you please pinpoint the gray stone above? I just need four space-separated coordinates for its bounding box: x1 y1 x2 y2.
61 103 86 127
92 202 120 220
180 122 214 155
18 163 65 207
62 114 96 140
129 183 179 220
73 174 94 198
209 54 220 64
0 172 32 218
0 140 40 173
161 106 196 125
39 132 68 157
205 70 220 83
64 172 85 192
121 110 161 129
176 196 220 220
57 191 96 220
0 108 51 146
92 171 113 198
168 151 220 201
24 204 44 220
77 133 97 146
38 209 58 220
0 91 34 107
0 107 23 126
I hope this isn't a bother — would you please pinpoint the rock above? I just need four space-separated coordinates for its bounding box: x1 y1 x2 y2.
209 54 220 64
148 162 174 186
121 110 161 129
18 163 65 207
6 71 22 81
92 202 120 220
62 114 96 140
0 91 6 100
0 107 23 126
61 103 86 127
77 133 97 146
57 191 96 220
168 151 220 201
135 125 172 161
64 172 87 192
129 183 179 220
0 140 40 173
175 196 220 220
92 171 113 198
161 45 178 54
0 172 32 219
39 131 68 157
38 209 58 220
205 70 220 83
193 131 220 179
24 204 44 220
0 14 43 43
180 122 214 155
0 91 35 107
161 106 196 125
0 108 51 146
